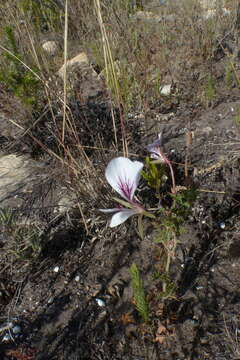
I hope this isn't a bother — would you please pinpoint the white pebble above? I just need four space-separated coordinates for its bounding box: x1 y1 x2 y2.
48 297 54 304
95 298 105 307
2 333 11 342
219 222 225 229
12 325 21 334
160 84 171 96
75 275 80 282
53 266 59 273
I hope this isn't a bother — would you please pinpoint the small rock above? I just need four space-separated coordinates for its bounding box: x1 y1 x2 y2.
58 53 86 75
48 297 54 304
95 298 105 307
42 41 58 56
12 325 21 334
219 222 226 229
75 275 80 282
160 84 171 96
57 52 104 101
53 266 59 273
0 154 47 209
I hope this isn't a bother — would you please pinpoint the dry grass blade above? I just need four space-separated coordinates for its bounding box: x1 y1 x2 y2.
94 0 128 157
62 0 68 143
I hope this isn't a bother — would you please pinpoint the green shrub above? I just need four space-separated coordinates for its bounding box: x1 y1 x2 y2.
0 26 40 106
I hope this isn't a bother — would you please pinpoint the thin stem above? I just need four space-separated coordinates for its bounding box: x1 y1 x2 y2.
162 252 171 294
168 162 176 194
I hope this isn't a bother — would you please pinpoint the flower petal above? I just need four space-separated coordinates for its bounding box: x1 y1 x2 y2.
146 133 163 150
109 208 137 227
99 208 119 213
146 133 167 162
105 157 143 201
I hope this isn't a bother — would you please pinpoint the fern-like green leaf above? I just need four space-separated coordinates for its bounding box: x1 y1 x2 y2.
130 263 149 323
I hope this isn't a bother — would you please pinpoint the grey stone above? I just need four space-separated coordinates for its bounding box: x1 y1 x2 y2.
0 154 46 208
42 41 58 56
57 52 105 102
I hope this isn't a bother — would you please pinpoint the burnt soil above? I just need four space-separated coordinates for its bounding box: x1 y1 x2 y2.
1 31 240 360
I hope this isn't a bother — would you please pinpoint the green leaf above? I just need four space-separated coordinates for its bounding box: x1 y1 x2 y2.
130 263 149 323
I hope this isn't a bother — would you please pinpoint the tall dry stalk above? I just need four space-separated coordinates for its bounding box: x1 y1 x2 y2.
94 0 128 157
62 0 68 143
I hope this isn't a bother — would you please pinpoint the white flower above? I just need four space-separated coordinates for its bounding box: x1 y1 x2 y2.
100 157 144 227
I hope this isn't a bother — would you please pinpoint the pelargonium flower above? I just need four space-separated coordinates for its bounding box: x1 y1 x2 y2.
146 133 176 193
100 157 144 227
146 132 170 164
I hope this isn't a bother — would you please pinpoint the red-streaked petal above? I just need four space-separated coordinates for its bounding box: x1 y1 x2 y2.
105 157 143 200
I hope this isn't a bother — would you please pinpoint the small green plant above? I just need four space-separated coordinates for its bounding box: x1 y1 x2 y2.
0 26 40 106
130 263 149 323
142 157 165 194
171 187 198 224
0 207 42 261
204 74 216 106
154 188 198 246
0 207 15 228
11 226 42 260
234 108 240 127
